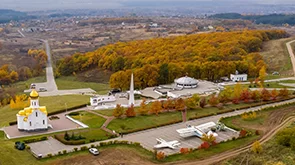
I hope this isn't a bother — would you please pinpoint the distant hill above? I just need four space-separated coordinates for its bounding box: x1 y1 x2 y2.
0 9 36 23
210 13 295 25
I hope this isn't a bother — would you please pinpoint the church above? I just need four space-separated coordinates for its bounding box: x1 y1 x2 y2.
16 89 48 131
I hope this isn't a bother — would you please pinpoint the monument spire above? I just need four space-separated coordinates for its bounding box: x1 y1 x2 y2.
128 73 135 106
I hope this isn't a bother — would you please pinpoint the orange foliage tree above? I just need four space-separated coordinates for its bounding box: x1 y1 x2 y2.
149 100 163 116
125 104 136 117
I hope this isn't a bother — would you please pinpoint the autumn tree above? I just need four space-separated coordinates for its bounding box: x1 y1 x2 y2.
125 104 136 117
149 100 163 115
164 98 175 111
279 88 289 98
113 104 125 118
271 89 279 100
175 98 186 111
258 66 266 87
233 83 242 102
218 87 233 104
138 99 149 115
261 88 271 101
251 90 261 102
185 94 200 109
252 141 262 154
199 97 207 108
201 134 217 145
208 95 219 107
240 89 251 103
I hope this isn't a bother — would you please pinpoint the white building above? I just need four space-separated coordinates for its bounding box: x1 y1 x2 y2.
90 95 116 106
17 90 48 131
174 76 199 89
230 70 248 82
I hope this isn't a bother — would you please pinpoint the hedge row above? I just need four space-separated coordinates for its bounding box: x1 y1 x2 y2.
121 119 183 134
23 136 48 144
54 134 86 145
121 96 295 134
9 104 87 126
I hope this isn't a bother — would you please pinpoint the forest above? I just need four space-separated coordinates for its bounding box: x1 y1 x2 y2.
210 13 295 25
56 30 288 90
0 9 36 23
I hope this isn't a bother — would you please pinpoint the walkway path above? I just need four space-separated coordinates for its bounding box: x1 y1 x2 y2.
85 110 116 135
23 38 95 96
28 97 295 158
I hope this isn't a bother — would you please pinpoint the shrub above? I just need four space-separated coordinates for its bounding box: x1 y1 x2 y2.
63 150 67 154
199 142 210 149
156 151 165 160
91 144 95 148
23 136 48 144
180 148 189 154
239 130 247 138
69 112 79 116
54 135 86 145
252 141 262 154
64 132 70 141
74 147 78 151
58 151 62 155
26 146 30 150
255 130 260 135
80 146 88 151
47 154 52 158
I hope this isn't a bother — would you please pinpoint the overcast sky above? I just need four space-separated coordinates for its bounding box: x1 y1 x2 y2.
0 0 294 11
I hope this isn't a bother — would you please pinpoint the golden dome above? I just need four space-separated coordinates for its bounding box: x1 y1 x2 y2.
30 89 39 98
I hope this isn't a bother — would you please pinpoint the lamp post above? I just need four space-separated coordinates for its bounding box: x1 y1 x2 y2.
65 103 67 114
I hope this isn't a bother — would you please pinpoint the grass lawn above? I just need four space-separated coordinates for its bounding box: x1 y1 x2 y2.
260 38 294 75
0 95 90 127
107 112 182 133
95 109 114 116
3 76 46 94
55 76 110 94
69 111 106 128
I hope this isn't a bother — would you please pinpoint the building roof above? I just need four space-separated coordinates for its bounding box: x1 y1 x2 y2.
175 76 199 85
30 89 39 98
18 106 47 121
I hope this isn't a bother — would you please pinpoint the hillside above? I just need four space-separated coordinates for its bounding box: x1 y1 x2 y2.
210 13 295 25
0 9 36 23
56 30 288 89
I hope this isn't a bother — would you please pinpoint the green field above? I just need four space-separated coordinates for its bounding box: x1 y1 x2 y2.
69 111 106 128
0 95 90 127
4 76 46 94
55 76 110 94
107 111 182 133
260 38 294 75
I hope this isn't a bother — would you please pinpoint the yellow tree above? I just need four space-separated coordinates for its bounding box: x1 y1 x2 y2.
252 141 262 154
113 104 125 118
259 66 266 87
149 100 163 116
138 99 149 115
175 98 186 111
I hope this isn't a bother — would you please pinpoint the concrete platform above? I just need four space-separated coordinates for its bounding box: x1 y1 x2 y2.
3 112 82 139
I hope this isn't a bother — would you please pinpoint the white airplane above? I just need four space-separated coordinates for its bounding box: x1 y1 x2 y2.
176 122 218 138
154 138 181 149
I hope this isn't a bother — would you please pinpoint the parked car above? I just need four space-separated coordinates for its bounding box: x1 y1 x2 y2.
89 148 99 156
30 83 36 89
39 87 47 92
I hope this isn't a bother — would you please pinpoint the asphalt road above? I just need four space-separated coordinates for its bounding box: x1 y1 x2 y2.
24 39 95 96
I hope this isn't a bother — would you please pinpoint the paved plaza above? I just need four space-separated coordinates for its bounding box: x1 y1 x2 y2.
4 111 83 139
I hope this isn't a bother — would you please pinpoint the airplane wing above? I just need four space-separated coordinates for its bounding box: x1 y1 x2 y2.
154 143 175 149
